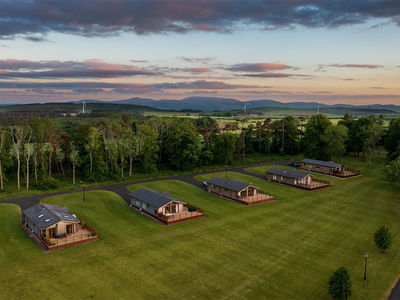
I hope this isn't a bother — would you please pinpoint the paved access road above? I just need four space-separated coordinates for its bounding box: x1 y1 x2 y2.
0 160 285 210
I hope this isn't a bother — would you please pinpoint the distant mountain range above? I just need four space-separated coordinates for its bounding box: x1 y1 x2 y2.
73 96 400 114
1 97 399 115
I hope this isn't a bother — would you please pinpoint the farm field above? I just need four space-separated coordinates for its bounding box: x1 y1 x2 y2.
1 156 400 299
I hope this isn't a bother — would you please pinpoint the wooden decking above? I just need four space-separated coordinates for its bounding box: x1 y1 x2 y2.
268 178 330 191
300 167 360 178
158 208 204 224
332 169 361 178
43 223 96 248
210 191 275 205
132 205 204 225
23 222 98 251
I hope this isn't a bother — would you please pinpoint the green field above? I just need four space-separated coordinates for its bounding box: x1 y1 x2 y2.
1 156 400 299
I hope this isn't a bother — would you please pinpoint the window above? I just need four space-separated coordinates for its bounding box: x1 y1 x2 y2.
142 202 147 209
135 201 139 207
273 175 277 180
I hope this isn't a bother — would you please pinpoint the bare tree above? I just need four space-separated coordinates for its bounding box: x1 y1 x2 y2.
70 142 79 185
23 131 33 190
9 125 29 191
0 129 6 191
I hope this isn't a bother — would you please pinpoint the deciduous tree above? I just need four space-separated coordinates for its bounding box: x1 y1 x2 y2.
374 226 392 252
9 124 30 191
323 125 348 163
328 267 352 300
165 119 201 170
303 114 332 160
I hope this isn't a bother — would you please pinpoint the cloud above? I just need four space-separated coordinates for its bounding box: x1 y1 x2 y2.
227 63 292 72
0 79 260 93
238 72 292 78
180 57 214 64
329 63 384 69
23 36 49 42
130 60 149 63
238 72 313 78
186 67 211 74
0 59 159 78
2 1 399 39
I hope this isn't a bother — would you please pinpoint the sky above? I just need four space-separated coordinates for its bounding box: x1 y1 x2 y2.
0 0 399 105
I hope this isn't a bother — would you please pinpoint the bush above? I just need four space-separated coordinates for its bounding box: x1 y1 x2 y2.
328 267 352 300
37 177 62 191
384 158 400 189
374 226 392 252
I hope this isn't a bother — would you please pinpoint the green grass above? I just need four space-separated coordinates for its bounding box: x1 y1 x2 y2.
1 156 400 299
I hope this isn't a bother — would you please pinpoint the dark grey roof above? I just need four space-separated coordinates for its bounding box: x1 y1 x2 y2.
130 188 185 209
301 158 343 168
207 177 253 192
23 204 79 229
266 168 310 179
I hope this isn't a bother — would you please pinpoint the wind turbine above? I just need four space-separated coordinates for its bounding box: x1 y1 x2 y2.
82 100 87 114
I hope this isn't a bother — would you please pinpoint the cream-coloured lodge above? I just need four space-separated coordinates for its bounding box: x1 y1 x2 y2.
266 168 330 190
130 188 203 224
22 204 97 250
206 177 274 205
300 158 360 178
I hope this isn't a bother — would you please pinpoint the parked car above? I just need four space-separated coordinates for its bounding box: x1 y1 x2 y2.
288 161 300 168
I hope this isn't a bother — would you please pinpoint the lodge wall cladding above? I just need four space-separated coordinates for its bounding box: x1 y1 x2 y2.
300 163 332 174
208 184 239 199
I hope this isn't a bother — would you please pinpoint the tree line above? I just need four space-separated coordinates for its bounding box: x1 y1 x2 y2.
0 113 399 192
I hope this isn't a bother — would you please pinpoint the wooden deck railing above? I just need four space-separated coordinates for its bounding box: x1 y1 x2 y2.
158 206 203 223
239 193 274 203
41 221 97 247
343 168 360 175
312 178 330 185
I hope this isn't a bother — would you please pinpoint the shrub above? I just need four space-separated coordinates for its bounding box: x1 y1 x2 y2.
37 177 62 191
328 267 352 300
374 226 392 252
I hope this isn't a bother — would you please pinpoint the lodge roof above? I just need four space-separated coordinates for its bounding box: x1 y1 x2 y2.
266 168 310 179
23 204 79 229
207 177 253 192
301 158 343 168
130 188 185 209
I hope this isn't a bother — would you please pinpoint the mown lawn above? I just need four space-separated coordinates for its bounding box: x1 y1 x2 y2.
0 156 399 299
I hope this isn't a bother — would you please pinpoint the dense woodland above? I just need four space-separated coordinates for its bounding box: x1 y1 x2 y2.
0 113 399 192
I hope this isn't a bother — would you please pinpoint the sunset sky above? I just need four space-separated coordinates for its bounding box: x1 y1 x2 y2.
0 0 399 105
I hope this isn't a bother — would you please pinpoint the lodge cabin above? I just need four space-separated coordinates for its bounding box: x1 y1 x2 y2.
22 204 97 251
206 177 274 205
130 188 203 224
266 168 329 190
299 158 360 178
